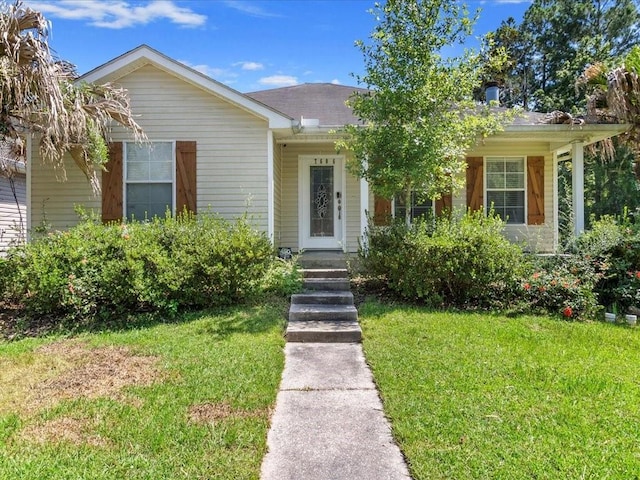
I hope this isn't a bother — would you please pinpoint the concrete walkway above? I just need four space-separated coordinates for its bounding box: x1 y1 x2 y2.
260 342 411 480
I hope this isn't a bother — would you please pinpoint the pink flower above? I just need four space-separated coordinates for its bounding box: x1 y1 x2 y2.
563 306 573 318
523 282 531 291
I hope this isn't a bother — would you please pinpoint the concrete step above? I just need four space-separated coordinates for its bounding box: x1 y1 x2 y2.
303 278 350 291
297 253 347 270
286 320 362 343
289 304 358 322
291 291 354 306
302 268 349 279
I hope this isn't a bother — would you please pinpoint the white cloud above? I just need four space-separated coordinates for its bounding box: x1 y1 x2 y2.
330 79 341 85
26 0 206 29
259 75 298 87
223 1 281 18
234 61 264 71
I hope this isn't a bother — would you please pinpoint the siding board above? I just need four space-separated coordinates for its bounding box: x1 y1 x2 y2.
0 173 26 252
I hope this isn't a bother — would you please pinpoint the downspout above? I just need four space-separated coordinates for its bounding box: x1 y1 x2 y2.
267 130 274 241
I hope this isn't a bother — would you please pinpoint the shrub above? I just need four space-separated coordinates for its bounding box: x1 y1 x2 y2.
519 254 600 320
0 213 295 330
361 209 527 307
571 215 640 312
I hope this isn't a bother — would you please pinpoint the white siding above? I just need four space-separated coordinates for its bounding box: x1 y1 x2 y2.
0 173 26 252
30 64 270 232
30 151 98 233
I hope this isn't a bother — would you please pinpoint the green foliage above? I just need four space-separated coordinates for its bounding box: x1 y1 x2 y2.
493 0 640 112
570 215 640 312
520 255 600 319
340 0 511 215
260 257 303 296
361 209 526 307
0 213 296 331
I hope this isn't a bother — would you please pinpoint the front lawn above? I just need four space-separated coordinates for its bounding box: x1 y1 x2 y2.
360 301 640 479
0 301 287 480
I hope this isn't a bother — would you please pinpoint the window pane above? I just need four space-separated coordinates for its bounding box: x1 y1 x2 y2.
487 191 505 208
127 161 149 181
127 144 151 163
149 142 173 163
126 183 172 220
149 161 173 181
486 161 503 173
505 191 525 206
505 159 524 173
505 173 524 189
505 206 525 223
487 173 505 189
310 166 334 237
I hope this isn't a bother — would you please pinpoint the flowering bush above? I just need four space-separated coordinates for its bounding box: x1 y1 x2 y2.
520 255 600 320
571 215 640 313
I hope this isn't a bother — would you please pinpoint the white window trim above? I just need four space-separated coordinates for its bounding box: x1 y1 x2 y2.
484 155 527 225
123 140 176 219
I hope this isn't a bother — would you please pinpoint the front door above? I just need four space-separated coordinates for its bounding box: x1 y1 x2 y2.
299 155 344 250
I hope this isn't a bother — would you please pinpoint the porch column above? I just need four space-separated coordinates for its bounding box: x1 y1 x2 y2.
360 176 369 248
572 142 585 235
267 130 274 240
552 150 559 251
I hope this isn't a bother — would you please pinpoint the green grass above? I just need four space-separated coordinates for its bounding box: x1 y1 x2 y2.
0 300 287 480
360 301 640 479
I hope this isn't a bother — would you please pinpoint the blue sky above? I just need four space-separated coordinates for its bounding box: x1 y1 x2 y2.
24 0 532 93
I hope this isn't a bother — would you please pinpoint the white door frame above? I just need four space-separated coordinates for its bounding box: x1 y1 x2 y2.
298 154 346 250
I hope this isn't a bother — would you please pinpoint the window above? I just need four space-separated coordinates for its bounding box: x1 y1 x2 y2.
485 156 525 224
394 192 433 222
124 142 174 220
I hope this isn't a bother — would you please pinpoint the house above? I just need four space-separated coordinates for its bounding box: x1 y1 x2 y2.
27 45 629 253
0 141 26 254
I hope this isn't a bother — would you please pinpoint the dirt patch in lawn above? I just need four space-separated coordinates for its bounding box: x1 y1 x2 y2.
187 402 270 425
18 416 111 448
1 339 162 417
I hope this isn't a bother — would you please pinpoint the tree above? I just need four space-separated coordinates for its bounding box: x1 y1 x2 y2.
0 1 143 194
494 0 640 113
339 0 509 225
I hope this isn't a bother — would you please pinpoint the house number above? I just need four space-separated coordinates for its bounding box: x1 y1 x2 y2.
313 158 337 164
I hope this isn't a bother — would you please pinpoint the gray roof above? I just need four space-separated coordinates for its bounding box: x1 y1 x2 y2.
246 83 368 127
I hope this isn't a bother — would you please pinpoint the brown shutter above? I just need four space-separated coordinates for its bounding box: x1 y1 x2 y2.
102 142 123 223
435 193 452 216
466 157 484 211
176 141 197 214
527 156 545 225
373 195 392 226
